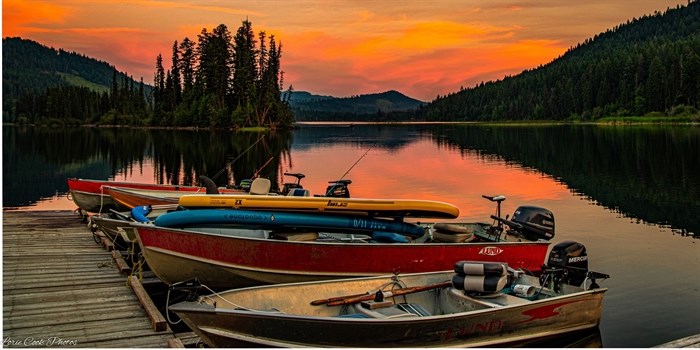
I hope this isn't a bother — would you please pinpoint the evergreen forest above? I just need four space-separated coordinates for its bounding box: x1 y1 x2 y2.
420 1 700 122
3 20 294 129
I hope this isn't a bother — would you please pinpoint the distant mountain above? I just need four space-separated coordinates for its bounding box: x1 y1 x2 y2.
420 2 700 121
290 90 425 121
2 37 147 117
288 91 333 103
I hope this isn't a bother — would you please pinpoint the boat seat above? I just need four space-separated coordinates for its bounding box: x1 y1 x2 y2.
445 261 532 310
452 274 508 294
432 223 474 243
287 188 311 197
452 261 508 292
249 178 271 195
270 231 319 241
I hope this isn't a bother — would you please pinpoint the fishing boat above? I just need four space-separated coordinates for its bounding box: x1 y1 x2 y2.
89 205 176 249
130 195 556 290
168 241 609 347
101 180 263 211
103 177 289 210
102 186 188 210
67 176 240 213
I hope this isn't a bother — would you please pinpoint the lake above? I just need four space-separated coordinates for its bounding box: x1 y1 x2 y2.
3 123 699 347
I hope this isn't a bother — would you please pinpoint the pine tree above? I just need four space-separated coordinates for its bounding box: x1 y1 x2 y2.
153 54 166 125
232 19 258 124
179 37 196 94
171 41 182 106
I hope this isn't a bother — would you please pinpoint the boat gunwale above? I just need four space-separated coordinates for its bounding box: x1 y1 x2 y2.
170 280 607 323
130 222 550 247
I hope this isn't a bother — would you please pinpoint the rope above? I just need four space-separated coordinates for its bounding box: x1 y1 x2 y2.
99 185 105 214
126 242 144 285
165 288 183 325
198 284 286 313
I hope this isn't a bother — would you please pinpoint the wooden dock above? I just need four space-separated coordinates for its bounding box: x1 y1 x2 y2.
655 334 700 348
2 210 181 348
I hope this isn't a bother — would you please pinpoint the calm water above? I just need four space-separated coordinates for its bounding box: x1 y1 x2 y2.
3 123 700 347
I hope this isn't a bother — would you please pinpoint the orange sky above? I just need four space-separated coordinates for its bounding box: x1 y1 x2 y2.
2 0 687 101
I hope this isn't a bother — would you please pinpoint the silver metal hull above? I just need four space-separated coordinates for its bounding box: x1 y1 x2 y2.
70 190 116 213
170 271 607 347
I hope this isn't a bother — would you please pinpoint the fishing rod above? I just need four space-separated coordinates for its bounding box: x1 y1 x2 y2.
325 141 376 196
210 134 267 182
252 156 275 179
337 141 376 181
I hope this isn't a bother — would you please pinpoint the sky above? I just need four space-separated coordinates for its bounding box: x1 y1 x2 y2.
2 0 689 101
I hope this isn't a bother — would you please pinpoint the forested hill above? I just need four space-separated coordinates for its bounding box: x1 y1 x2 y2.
421 1 700 121
291 90 425 121
2 36 420 123
2 37 143 112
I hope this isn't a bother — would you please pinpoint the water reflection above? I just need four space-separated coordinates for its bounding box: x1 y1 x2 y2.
3 123 698 236
428 124 700 236
2 126 293 209
506 327 603 348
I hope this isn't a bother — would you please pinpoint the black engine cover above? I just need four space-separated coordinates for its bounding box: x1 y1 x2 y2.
544 240 589 287
511 206 555 240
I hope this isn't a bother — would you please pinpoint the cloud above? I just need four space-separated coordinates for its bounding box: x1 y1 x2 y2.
2 0 687 100
281 19 564 100
3 0 70 36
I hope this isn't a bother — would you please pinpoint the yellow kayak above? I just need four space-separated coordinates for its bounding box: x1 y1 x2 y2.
178 194 459 219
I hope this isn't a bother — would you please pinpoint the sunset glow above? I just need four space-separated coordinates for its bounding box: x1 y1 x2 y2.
2 0 687 101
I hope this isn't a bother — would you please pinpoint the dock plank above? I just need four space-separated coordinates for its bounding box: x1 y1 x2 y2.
654 334 700 348
2 210 176 348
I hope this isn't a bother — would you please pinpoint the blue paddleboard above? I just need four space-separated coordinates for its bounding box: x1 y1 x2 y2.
154 209 426 238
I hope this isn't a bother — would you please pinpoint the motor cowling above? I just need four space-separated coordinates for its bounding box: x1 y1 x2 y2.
238 179 252 192
281 173 305 195
510 206 555 241
281 183 303 196
541 240 589 289
325 180 352 198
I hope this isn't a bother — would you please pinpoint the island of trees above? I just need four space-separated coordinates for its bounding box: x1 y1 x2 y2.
6 20 294 129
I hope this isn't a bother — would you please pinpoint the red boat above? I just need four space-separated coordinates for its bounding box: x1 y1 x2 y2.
132 222 550 290
130 197 555 290
67 177 242 213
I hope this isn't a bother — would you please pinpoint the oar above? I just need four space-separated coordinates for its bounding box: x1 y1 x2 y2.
315 280 452 307
108 209 133 221
310 292 370 306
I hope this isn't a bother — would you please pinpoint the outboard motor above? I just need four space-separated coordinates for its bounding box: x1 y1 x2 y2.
325 180 352 198
540 240 588 290
280 173 305 195
198 175 220 194
238 179 253 192
509 206 555 241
